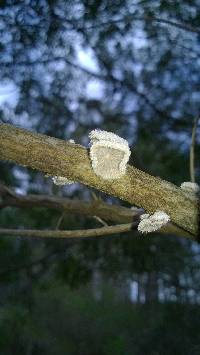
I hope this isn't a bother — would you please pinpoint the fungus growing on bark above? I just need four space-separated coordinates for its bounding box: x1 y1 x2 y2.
89 129 131 179
180 182 199 195
138 211 170 233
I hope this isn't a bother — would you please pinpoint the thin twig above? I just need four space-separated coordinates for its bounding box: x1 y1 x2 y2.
93 216 108 226
65 14 200 34
0 223 134 239
1 57 172 120
91 191 100 201
190 117 199 183
55 212 65 230
0 223 194 240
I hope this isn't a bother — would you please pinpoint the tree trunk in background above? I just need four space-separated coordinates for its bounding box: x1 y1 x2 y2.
145 272 158 303
137 274 146 304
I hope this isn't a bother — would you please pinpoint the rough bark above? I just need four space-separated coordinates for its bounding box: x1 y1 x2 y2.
0 123 198 238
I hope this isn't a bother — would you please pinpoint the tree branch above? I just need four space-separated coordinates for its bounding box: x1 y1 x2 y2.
0 123 198 238
0 223 134 239
0 222 194 240
0 183 141 224
0 183 189 237
77 14 200 34
1 57 172 120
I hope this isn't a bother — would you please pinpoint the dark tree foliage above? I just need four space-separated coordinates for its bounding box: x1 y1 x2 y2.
0 1 200 354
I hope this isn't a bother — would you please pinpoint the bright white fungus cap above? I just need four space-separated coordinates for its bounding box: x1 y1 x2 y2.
52 176 75 185
89 129 129 146
138 211 170 233
180 182 199 194
89 129 131 179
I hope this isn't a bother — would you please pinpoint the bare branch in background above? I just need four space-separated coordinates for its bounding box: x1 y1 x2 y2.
0 183 141 224
0 182 190 238
66 14 200 34
1 58 173 120
55 212 65 230
0 219 195 240
93 216 108 227
0 223 134 239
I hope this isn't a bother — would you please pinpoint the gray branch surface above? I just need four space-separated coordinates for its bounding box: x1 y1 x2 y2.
0 123 198 238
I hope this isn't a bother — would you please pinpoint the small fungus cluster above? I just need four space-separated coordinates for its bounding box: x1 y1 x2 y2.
180 182 199 195
137 211 170 233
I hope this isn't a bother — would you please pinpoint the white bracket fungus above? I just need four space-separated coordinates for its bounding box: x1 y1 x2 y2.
89 129 131 179
138 211 170 233
180 182 199 195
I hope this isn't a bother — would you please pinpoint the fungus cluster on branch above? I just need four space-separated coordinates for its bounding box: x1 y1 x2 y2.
51 129 131 184
50 129 174 235
180 182 199 196
137 211 170 233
